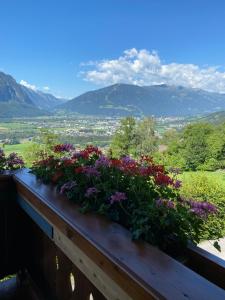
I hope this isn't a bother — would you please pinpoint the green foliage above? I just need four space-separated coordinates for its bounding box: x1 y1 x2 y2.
111 116 158 158
133 117 158 157
180 172 225 240
162 122 225 171
23 129 60 166
182 123 213 170
110 116 136 157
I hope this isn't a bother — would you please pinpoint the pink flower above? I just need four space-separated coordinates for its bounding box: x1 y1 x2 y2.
85 187 99 198
110 192 127 204
95 156 110 168
83 166 100 177
6 153 24 169
54 144 74 153
60 181 77 194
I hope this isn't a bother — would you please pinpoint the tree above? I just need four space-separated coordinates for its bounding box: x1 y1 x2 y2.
24 129 60 166
110 116 158 158
133 117 158 157
110 116 136 157
182 123 214 170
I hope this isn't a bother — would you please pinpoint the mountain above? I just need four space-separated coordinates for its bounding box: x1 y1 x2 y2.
21 86 66 111
58 83 225 117
0 71 65 117
197 111 225 124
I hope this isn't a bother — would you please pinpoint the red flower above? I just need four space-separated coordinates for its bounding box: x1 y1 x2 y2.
85 145 102 155
63 158 77 166
110 159 122 167
53 144 74 153
79 150 90 160
154 172 174 186
74 166 84 174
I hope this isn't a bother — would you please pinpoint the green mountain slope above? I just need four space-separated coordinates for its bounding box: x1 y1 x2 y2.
58 83 225 117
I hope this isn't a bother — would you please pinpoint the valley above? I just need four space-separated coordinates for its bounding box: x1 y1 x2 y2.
0 114 194 153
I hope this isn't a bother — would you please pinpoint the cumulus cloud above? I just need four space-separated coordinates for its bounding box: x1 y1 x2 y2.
43 86 50 91
20 80 37 91
81 48 225 93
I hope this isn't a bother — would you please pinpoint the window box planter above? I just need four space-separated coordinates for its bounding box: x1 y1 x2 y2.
0 169 224 299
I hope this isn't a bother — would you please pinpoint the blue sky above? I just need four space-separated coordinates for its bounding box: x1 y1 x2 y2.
1 0 225 98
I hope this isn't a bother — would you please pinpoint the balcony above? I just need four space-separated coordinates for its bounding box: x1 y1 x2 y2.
1 169 225 300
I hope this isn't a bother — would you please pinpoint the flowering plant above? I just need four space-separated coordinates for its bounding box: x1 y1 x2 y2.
0 148 24 171
31 144 221 252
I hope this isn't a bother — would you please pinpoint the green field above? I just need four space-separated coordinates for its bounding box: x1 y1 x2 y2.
1 143 31 156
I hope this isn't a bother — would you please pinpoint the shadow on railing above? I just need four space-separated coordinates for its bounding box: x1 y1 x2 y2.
1 169 225 300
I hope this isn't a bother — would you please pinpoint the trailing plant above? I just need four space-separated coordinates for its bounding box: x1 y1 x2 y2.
31 144 221 252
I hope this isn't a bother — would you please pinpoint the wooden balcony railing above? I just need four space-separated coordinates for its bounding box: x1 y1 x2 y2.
1 169 225 300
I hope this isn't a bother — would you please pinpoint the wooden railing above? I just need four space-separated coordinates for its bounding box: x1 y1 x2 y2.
1 169 225 300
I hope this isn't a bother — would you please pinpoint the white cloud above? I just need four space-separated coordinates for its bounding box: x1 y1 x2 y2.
43 86 50 91
81 48 225 93
20 80 37 91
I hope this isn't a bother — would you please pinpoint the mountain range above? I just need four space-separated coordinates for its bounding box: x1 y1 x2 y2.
58 83 225 117
1 71 225 118
0 72 65 117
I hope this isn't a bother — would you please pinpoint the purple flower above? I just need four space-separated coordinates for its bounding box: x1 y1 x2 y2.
6 153 24 169
155 198 175 209
188 200 217 217
173 180 182 189
121 156 136 164
85 187 99 198
167 200 175 209
60 181 77 194
95 156 110 168
54 144 75 153
156 198 164 207
110 192 127 204
83 166 100 177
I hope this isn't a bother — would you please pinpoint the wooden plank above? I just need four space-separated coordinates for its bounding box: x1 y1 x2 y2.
17 195 53 239
0 174 20 278
13 169 225 300
54 227 132 300
186 244 225 290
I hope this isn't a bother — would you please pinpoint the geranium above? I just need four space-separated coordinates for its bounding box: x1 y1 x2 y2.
110 192 127 204
83 166 100 178
72 150 89 160
85 145 102 156
0 148 24 171
95 155 110 168
60 181 77 194
74 166 84 174
154 172 174 186
173 180 182 189
53 144 74 153
85 187 99 198
31 144 221 251
188 200 217 218
156 198 175 209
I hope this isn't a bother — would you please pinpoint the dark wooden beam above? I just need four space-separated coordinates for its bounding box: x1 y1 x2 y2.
12 169 225 300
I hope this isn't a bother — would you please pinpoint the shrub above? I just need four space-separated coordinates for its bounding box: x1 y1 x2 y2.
180 172 225 240
31 144 221 252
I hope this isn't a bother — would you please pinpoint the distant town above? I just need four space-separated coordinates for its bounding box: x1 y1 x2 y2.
0 115 192 147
